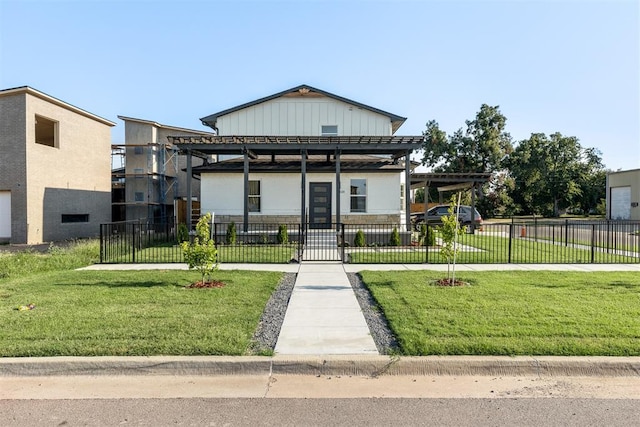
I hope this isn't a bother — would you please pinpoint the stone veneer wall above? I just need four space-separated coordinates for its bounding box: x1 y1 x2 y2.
210 214 402 225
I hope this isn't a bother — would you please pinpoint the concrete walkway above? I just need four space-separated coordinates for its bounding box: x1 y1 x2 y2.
274 262 377 355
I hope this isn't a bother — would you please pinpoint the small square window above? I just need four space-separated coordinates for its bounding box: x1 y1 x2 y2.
35 115 58 148
321 125 338 136
134 192 145 202
134 146 144 155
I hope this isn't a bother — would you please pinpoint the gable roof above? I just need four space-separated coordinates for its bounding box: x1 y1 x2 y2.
118 115 216 136
200 84 407 134
0 86 115 127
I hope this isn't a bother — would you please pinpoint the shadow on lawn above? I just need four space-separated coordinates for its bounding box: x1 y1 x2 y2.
55 280 184 289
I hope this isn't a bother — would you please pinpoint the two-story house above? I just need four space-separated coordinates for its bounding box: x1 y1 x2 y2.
168 84 423 231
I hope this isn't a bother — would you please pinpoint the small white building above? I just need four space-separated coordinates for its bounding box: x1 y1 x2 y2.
606 169 640 220
168 84 423 230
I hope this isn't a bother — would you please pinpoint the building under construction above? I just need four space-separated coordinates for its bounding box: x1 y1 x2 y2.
111 116 214 223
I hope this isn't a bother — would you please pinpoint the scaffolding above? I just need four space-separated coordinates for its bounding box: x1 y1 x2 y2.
111 142 179 222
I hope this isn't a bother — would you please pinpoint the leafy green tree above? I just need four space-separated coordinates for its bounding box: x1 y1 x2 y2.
422 104 513 173
507 133 604 217
181 213 218 285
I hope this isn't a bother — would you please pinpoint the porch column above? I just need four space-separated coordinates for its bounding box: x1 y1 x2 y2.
300 149 307 227
243 149 249 232
405 150 411 231
186 149 193 230
335 148 341 232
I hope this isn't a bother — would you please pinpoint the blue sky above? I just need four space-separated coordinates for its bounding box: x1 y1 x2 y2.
1 0 638 171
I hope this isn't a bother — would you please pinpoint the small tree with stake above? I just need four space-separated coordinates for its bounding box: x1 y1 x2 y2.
181 213 219 286
437 196 466 285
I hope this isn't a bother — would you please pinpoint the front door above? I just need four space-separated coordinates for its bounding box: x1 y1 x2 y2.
309 182 332 229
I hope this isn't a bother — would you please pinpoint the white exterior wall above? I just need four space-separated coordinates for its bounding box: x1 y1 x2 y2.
200 172 402 218
216 96 392 136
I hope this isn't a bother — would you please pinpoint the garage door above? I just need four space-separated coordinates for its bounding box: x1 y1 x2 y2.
0 191 10 239
610 186 631 220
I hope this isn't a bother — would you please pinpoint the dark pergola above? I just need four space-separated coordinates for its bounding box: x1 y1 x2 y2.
168 135 425 232
410 172 493 232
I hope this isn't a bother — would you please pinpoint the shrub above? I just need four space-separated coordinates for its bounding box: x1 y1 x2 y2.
226 222 237 245
181 213 218 284
277 224 289 244
354 229 366 247
177 223 189 243
419 224 436 247
389 226 401 246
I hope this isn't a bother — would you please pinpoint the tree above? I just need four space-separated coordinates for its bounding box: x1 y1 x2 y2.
181 213 219 285
507 133 605 217
437 198 467 284
422 104 513 173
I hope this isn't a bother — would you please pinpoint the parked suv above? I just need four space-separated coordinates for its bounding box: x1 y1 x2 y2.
411 205 483 230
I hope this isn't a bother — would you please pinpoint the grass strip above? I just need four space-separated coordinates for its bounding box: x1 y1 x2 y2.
359 270 640 356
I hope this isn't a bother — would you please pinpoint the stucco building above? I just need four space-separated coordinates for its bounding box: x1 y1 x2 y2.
606 169 640 220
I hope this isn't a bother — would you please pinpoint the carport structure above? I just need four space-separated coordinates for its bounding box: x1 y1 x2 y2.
410 172 492 232
167 135 425 232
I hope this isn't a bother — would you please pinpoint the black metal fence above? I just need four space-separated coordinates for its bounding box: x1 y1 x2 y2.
100 219 302 264
100 218 640 264
343 220 640 264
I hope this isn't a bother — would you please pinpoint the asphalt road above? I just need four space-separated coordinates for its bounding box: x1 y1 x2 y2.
3 397 640 426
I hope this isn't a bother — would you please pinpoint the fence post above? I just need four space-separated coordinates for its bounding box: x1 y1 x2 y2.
508 223 513 264
341 223 346 264
131 223 136 263
591 224 595 263
425 225 430 264
99 224 104 263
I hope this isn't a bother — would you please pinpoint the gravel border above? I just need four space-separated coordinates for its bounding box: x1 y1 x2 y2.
347 272 400 355
250 273 296 354
250 271 399 355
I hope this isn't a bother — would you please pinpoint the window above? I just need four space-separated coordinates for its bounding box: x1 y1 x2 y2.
134 192 145 202
321 125 338 136
248 180 261 212
350 179 366 212
134 146 144 155
61 214 89 223
400 183 405 211
35 115 58 148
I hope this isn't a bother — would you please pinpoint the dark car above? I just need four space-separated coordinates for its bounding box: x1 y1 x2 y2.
411 205 483 230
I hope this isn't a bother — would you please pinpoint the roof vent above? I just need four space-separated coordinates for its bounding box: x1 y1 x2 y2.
298 88 310 95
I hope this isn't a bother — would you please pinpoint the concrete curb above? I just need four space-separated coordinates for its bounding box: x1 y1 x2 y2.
2 356 639 378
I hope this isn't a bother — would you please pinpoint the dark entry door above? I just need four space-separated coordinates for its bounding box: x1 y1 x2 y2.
309 182 332 229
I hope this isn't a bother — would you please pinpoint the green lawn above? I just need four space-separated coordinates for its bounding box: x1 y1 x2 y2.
359 270 640 356
0 269 283 356
348 234 639 264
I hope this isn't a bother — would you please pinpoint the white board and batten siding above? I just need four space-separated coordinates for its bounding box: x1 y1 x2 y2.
0 191 10 239
200 172 402 217
216 97 393 136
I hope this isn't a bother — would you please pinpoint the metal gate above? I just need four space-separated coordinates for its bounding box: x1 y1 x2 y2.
302 226 342 261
